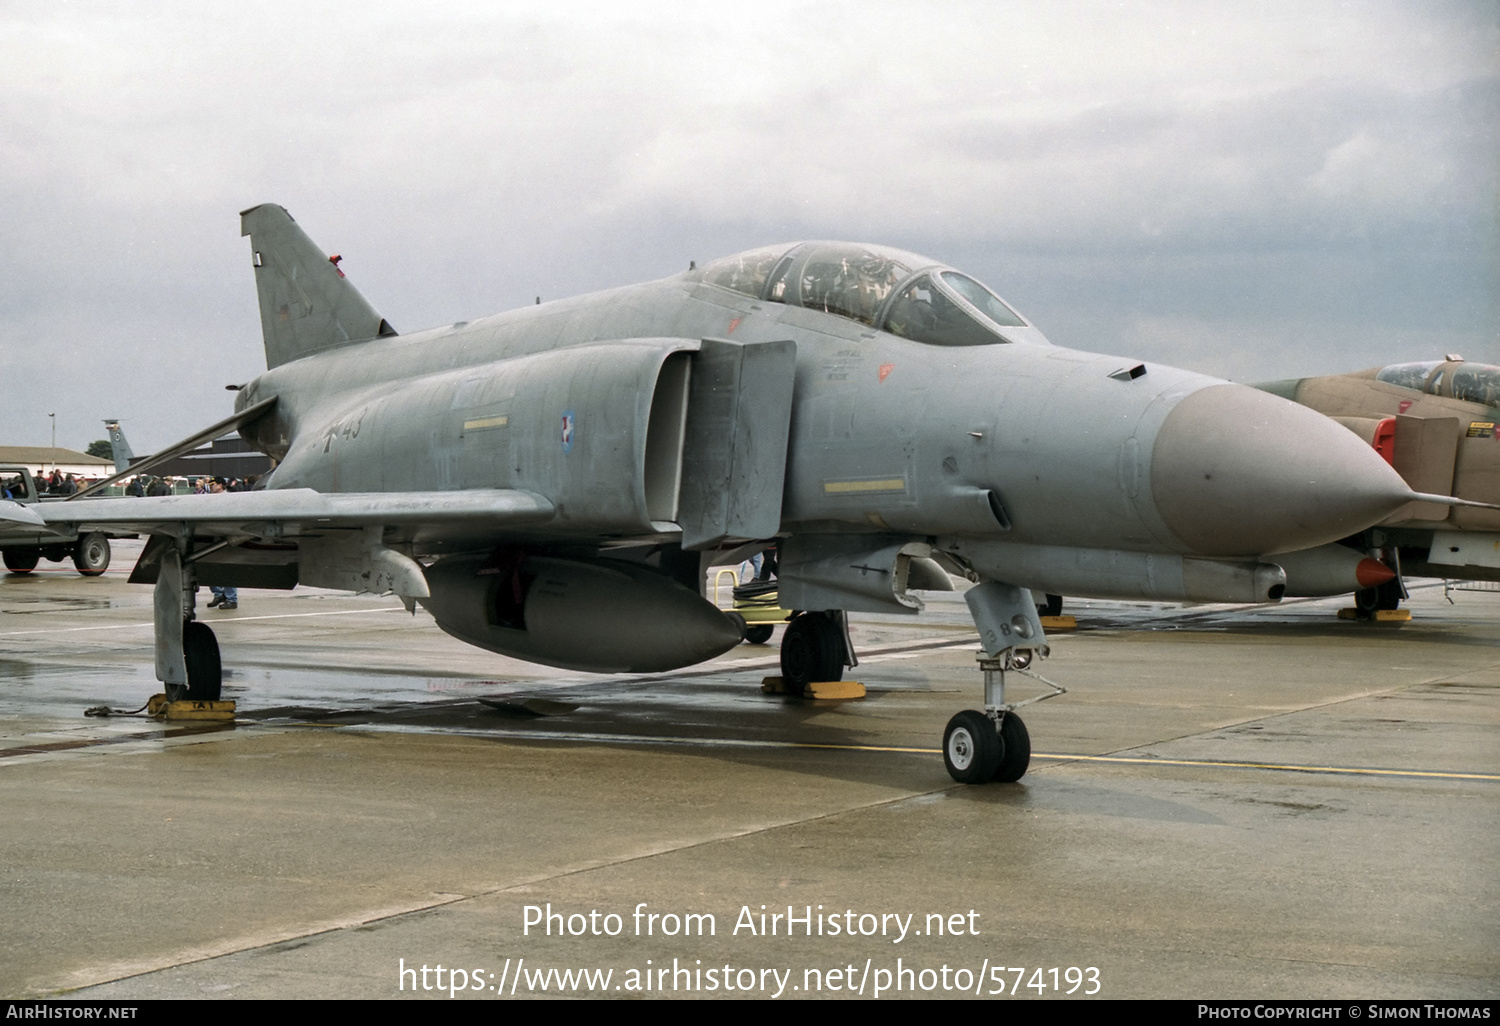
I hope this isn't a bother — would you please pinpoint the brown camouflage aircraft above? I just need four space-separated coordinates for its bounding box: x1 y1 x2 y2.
1258 358 1500 612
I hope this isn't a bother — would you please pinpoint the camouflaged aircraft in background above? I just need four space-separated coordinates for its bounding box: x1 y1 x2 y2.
1257 358 1500 613
1 205 1463 783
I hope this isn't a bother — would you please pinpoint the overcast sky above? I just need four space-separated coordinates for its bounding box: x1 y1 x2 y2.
2 1 1495 453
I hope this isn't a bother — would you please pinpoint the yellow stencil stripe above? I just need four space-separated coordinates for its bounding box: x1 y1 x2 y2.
463 415 509 430
824 478 906 494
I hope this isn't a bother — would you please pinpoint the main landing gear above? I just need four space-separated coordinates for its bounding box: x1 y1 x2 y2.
1354 577 1404 617
943 580 1067 785
153 539 223 702
779 610 851 696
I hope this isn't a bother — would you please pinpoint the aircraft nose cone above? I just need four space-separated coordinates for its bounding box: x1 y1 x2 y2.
1150 384 1412 556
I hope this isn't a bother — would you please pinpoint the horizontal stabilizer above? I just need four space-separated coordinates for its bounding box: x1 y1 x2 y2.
240 204 396 369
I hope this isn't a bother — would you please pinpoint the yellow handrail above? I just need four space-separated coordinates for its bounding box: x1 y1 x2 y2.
713 568 740 609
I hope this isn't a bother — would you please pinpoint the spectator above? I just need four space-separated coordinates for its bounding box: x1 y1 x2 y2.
205 479 238 610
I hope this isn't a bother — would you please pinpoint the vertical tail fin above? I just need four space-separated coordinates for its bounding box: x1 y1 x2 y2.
102 419 134 474
239 204 397 369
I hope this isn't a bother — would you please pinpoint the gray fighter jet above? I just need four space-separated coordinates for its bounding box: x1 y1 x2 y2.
3 205 1448 783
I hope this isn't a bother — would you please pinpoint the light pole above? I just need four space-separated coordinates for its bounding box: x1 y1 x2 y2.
47 413 55 474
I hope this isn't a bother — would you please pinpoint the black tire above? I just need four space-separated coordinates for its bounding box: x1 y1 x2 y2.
944 710 1001 784
1354 587 1380 616
992 713 1031 782
182 620 222 701
1038 594 1064 618
72 534 110 576
1375 578 1403 611
3 547 39 573
779 612 844 695
743 624 774 645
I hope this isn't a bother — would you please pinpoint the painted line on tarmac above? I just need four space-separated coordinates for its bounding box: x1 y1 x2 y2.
1030 752 1500 781
304 723 1500 781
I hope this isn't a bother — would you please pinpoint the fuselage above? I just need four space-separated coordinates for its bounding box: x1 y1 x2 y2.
236 241 1414 589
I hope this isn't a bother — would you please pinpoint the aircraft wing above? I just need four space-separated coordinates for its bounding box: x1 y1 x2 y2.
28 488 556 536
0 500 46 527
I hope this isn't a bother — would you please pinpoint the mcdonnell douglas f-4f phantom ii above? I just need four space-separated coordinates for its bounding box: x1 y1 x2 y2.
1257 357 1500 613
1 204 1463 783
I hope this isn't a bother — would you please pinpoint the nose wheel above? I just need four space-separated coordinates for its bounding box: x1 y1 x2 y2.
941 648 1064 784
942 710 1032 784
943 710 1000 783
994 711 1030 782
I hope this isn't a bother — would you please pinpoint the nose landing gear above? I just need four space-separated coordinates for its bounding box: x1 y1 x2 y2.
945 581 1067 784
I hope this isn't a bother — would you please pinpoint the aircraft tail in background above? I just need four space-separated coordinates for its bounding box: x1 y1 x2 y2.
102 419 134 474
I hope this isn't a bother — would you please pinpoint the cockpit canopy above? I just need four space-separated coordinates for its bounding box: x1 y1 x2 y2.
696 242 1042 347
1376 360 1500 408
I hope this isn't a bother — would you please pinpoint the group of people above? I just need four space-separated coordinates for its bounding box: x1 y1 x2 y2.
125 475 173 496
123 474 260 497
33 469 81 495
3 470 91 499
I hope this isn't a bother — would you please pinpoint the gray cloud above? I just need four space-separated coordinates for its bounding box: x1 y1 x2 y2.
1 0 1494 451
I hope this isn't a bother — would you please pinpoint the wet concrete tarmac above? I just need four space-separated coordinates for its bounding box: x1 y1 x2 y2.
1 540 1496 999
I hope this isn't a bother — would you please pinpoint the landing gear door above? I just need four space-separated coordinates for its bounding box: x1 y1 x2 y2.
678 338 797 550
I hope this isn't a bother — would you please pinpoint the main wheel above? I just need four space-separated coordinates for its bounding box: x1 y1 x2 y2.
992 712 1031 782
1375 578 1403 611
1354 587 1380 616
72 534 110 576
944 710 1001 784
1038 594 1064 618
3 547 39 573
779 612 844 695
743 624 774 645
182 620 222 701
